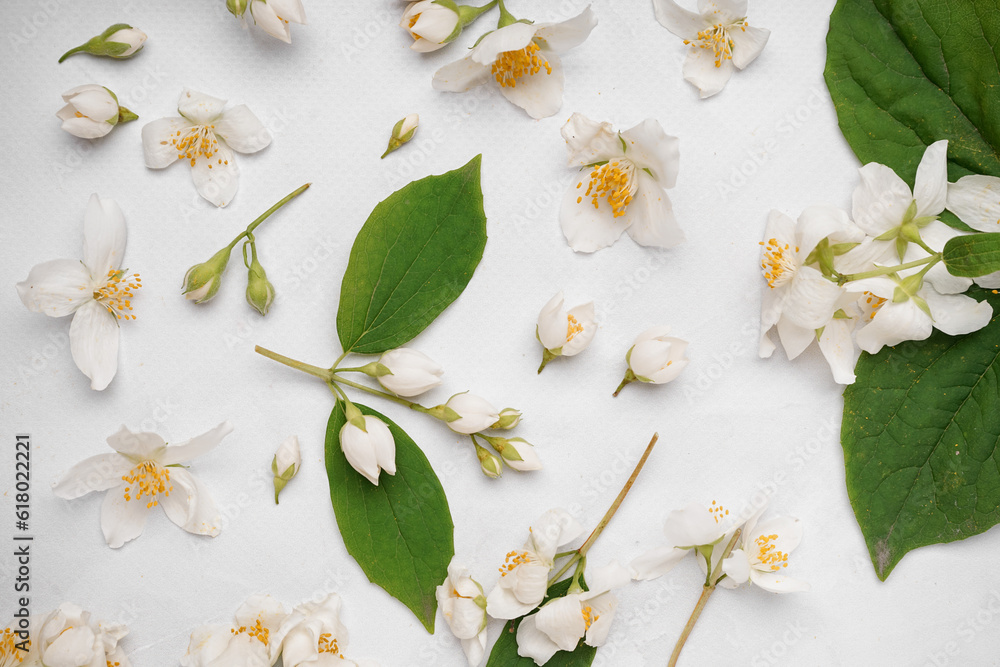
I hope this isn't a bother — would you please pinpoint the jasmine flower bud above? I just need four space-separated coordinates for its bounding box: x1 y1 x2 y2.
382 113 419 158
58 23 147 63
272 435 301 504
182 247 233 304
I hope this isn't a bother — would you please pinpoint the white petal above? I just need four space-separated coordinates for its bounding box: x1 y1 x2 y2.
559 180 628 253
498 52 564 119
69 300 120 391
61 116 114 139
796 204 859 257
629 545 688 581
721 548 751 583
561 113 621 167
529 508 584 560
775 316 814 360
619 119 680 188
625 171 685 249
340 423 381 484
366 416 397 476
53 454 131 499
61 83 106 101
913 140 949 217
682 46 734 98
537 292 567 350
461 630 487 667
947 174 1000 232
106 425 166 460
100 487 150 548
446 598 486 640
855 300 932 353
432 55 491 92
975 270 1000 289
817 318 858 384
16 258 92 317
214 105 272 154
486 582 539 619
69 89 118 122
652 0 705 40
748 570 810 593
561 302 596 356
729 24 769 69
782 267 844 330
141 116 187 168
751 516 803 555
470 23 535 66
698 0 747 22
533 6 597 54
82 193 127 277
584 560 632 594
534 595 586 652
161 422 235 465
852 162 912 236
663 504 722 547
251 0 292 42
160 468 222 537
924 289 993 336
43 626 99 665
177 89 227 124
269 0 306 23
191 140 239 208
515 615 561 665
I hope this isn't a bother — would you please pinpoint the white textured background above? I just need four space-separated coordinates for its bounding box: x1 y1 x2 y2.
2 0 998 665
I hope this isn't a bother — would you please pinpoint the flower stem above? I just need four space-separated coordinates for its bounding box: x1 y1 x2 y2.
254 345 332 381
668 586 715 667
497 0 518 27
227 183 311 249
458 0 499 27
57 45 86 63
331 374 430 413
612 369 637 397
577 433 658 557
838 254 939 284
548 553 581 585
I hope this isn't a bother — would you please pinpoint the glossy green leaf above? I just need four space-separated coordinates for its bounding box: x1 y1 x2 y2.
337 155 487 355
486 577 596 667
325 402 455 631
942 233 1000 277
824 0 1000 185
842 289 1000 580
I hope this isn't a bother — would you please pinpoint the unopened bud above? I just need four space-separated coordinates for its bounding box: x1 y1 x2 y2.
245 252 276 316
482 435 541 472
182 246 233 304
475 442 502 479
491 408 521 430
58 23 147 63
271 435 301 504
381 114 419 159
227 0 249 17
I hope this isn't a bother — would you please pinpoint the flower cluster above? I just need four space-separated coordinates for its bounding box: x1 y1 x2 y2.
180 593 375 666
2 603 131 667
759 141 998 384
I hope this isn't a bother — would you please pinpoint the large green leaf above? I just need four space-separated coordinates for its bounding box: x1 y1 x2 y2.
842 289 1000 580
824 0 1000 185
336 155 487 355
943 233 1000 277
325 402 455 631
486 577 596 667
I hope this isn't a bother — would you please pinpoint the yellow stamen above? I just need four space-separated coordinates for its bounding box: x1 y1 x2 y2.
1 627 28 664
170 124 221 166
566 314 584 342
318 633 343 656
683 21 746 67
582 605 599 630
93 269 141 321
709 500 729 524
759 238 798 288
498 550 531 576
754 533 789 571
491 41 552 88
582 161 635 218
121 461 172 507
231 618 270 646
863 291 887 320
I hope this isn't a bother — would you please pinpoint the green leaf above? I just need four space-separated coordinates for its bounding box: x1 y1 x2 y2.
325 402 455 631
943 233 1000 277
842 289 1000 580
486 577 597 667
336 155 487 355
824 0 1000 185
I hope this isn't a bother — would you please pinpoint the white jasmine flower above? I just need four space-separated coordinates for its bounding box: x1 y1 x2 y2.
442 393 500 435
272 435 301 504
559 113 683 253
56 84 126 139
250 0 306 43
16 194 139 390
631 502 735 580
23 603 130 667
432 6 597 119
377 348 444 397
515 561 631 665
141 89 272 207
536 291 596 372
271 593 375 667
721 503 809 593
340 415 396 485
626 326 689 384
847 274 992 354
757 206 865 383
180 595 286 667
653 0 770 98
436 560 488 667
401 1 460 52
53 422 233 548
486 508 584 619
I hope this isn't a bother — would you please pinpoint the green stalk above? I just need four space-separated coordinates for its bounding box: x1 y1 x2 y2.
838 254 939 284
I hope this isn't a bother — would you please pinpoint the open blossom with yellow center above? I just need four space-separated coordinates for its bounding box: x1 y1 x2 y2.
53 422 233 548
631 502 741 582
181 596 287 667
432 6 597 119
16 194 140 390
487 509 584 620
436 559 489 667
536 291 597 372
515 561 631 665
721 502 809 593
654 0 769 98
142 89 272 207
559 113 683 253
270 593 375 667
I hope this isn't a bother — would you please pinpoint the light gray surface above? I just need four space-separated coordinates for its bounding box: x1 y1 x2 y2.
1 1 997 665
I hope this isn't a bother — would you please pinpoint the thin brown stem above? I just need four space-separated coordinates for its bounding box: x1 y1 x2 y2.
668 586 714 667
